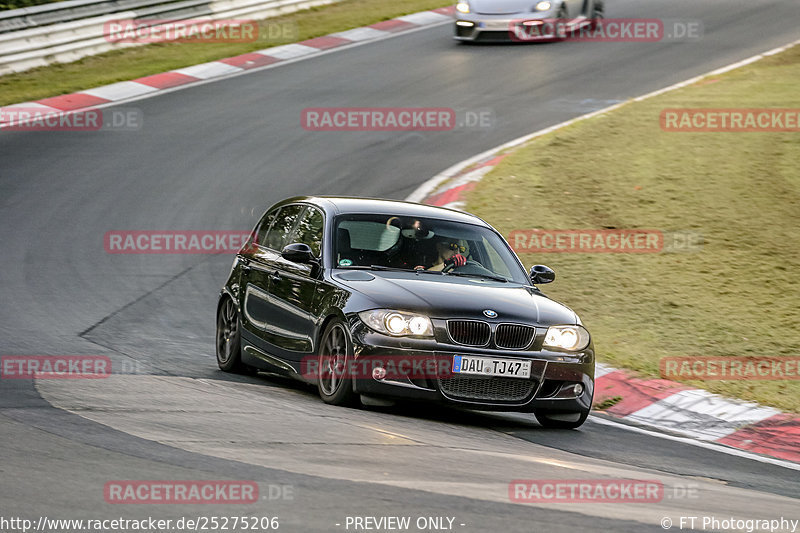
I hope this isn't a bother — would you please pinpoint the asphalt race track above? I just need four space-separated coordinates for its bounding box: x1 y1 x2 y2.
1 0 799 531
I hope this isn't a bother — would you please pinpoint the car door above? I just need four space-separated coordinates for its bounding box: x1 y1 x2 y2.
240 204 304 352
261 205 325 360
245 204 322 361
239 206 280 345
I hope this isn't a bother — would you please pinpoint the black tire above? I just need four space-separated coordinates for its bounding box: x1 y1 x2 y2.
216 297 248 373
590 0 604 30
317 319 358 406
534 409 590 429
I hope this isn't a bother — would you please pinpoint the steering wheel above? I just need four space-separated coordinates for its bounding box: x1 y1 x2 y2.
442 259 481 274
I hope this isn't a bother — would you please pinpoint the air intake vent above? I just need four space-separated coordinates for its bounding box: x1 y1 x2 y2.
495 324 536 349
438 375 536 402
447 320 490 346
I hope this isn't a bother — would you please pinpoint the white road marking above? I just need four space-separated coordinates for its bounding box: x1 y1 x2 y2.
259 43 322 59
589 416 800 471
331 27 390 42
396 12 451 25
82 81 158 101
174 62 243 79
625 389 780 440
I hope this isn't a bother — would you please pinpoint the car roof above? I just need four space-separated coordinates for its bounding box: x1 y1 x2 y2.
278 196 490 226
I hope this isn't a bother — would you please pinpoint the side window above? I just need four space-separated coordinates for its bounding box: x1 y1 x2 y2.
255 208 279 248
265 205 304 251
291 207 324 257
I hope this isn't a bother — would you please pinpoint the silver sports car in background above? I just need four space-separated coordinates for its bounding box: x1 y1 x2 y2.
454 0 604 42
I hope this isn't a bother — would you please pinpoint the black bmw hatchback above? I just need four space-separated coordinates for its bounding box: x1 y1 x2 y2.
216 196 595 428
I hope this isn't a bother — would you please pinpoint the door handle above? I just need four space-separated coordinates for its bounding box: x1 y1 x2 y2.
269 271 282 283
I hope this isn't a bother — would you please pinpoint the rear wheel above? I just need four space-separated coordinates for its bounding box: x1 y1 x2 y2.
317 320 358 406
534 409 590 429
216 297 248 373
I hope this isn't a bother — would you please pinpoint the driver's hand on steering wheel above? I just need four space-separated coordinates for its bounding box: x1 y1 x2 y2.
444 253 467 268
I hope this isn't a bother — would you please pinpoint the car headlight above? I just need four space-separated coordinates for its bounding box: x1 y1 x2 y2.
358 310 434 337
534 1 552 11
543 325 590 351
456 1 470 14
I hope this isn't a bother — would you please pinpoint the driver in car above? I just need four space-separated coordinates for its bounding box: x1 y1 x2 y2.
415 237 467 271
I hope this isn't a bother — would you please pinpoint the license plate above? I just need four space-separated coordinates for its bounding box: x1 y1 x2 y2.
485 20 510 30
452 355 531 378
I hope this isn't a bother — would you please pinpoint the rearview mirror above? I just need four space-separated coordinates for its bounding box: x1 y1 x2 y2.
281 243 316 264
529 264 555 284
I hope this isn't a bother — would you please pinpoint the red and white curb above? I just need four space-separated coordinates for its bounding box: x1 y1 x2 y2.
0 7 454 127
407 39 800 464
594 364 799 463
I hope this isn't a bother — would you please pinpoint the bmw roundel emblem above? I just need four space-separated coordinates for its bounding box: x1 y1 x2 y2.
483 309 498 318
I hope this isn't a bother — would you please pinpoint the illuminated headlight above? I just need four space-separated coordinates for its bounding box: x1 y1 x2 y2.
534 1 552 11
359 310 434 337
543 325 590 351
456 1 470 14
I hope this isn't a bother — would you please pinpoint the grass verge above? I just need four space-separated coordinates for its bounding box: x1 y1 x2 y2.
464 44 800 413
0 0 451 106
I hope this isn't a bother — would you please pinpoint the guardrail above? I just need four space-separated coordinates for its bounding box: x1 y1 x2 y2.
0 0 340 75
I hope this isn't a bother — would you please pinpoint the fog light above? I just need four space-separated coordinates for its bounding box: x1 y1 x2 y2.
573 383 584 396
373 366 387 380
456 21 474 27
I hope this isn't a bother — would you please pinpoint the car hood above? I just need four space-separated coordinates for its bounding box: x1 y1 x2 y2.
335 271 577 326
469 0 536 15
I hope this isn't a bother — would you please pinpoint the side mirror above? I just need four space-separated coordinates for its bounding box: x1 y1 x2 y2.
529 264 555 285
281 243 316 264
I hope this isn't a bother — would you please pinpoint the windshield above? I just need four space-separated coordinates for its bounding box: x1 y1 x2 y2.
333 214 528 284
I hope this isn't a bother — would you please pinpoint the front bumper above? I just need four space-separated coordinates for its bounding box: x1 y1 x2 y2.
454 12 558 42
350 325 594 413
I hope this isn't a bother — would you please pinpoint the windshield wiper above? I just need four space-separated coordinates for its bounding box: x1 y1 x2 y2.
369 265 444 275
446 271 509 283
368 265 417 272
339 265 441 274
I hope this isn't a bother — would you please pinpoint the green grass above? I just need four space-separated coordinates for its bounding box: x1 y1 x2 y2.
464 45 800 413
1 0 60 10
0 0 451 106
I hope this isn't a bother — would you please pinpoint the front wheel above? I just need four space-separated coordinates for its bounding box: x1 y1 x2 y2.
534 409 590 429
317 320 358 406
